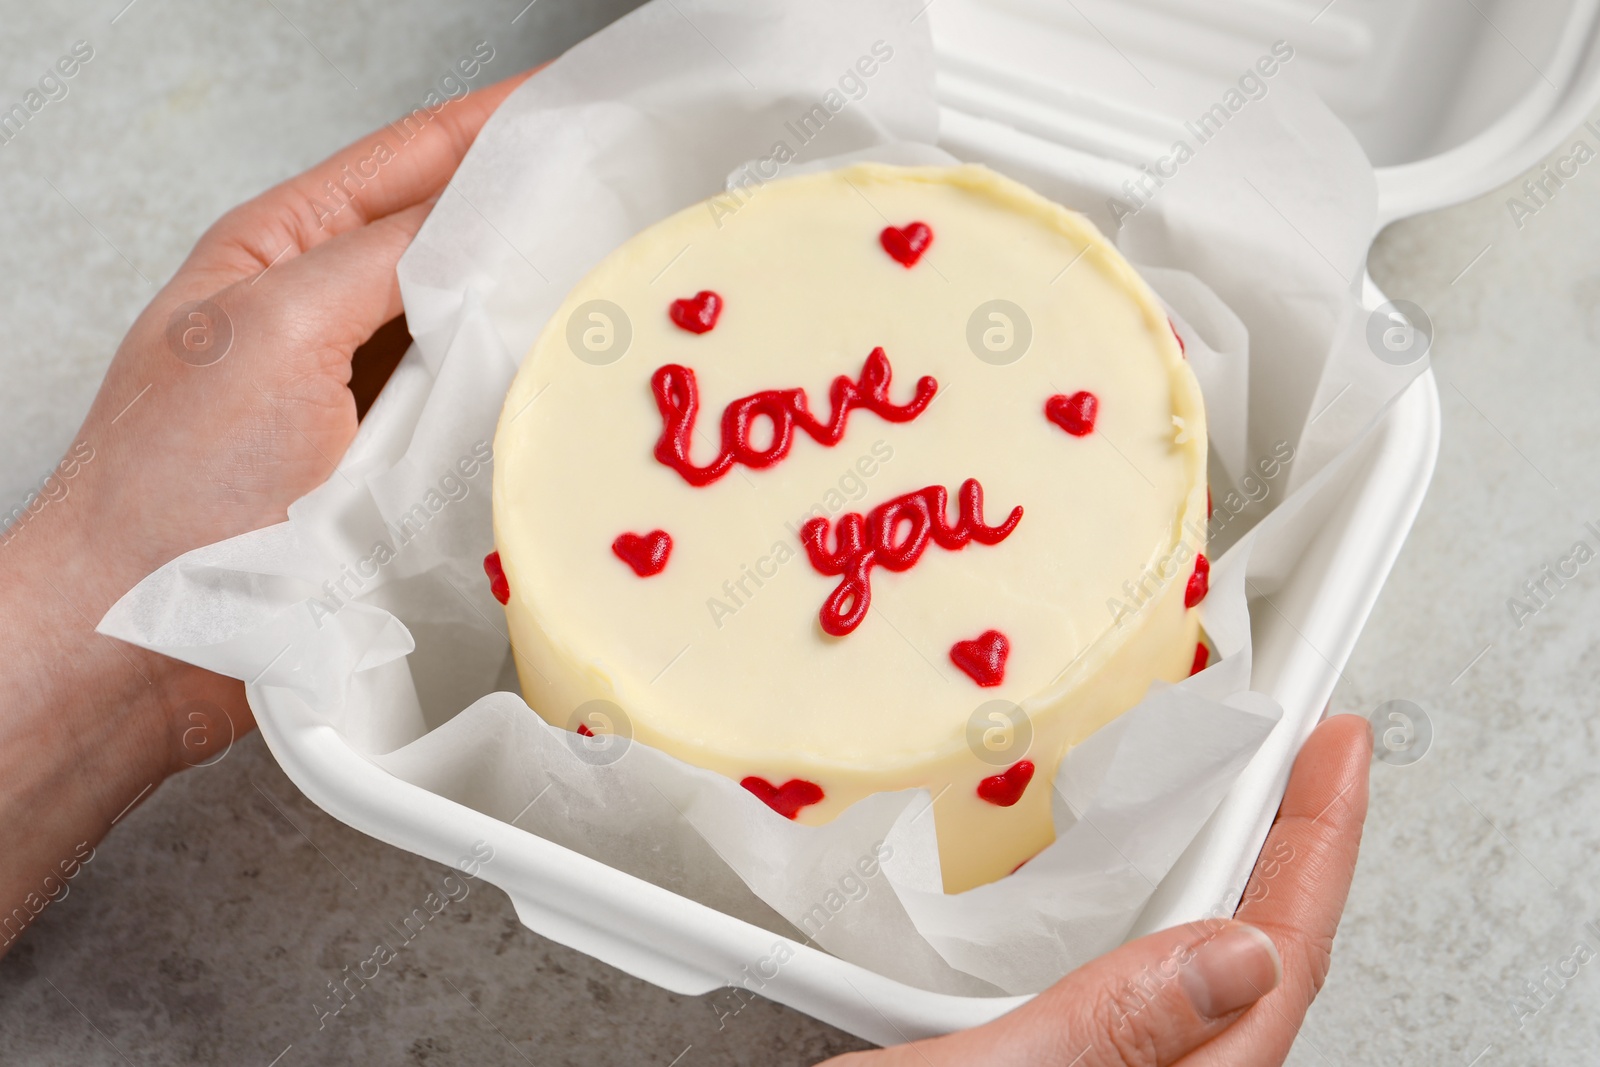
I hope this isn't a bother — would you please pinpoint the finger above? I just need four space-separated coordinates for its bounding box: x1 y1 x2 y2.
179 69 535 290
833 919 1282 1067
220 198 435 380
1172 713 1372 1066
271 69 536 232
1238 713 1371 949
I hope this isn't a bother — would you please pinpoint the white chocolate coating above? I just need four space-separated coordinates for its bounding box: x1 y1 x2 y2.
493 164 1207 892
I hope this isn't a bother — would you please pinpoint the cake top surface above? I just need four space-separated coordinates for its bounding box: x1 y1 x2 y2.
493 162 1205 770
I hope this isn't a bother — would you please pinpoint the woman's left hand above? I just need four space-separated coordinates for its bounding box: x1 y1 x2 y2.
0 70 532 949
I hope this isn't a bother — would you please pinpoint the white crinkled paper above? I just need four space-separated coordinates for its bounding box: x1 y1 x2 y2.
100 0 1422 996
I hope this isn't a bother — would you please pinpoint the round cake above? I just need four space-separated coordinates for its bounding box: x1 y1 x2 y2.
490 163 1208 893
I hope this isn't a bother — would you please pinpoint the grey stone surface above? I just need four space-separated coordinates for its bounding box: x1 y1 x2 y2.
1289 120 1600 1066
4 1 1600 1064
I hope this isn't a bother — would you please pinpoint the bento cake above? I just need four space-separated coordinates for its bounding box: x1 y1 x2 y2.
490 163 1208 893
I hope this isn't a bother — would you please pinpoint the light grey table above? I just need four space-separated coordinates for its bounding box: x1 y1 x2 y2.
3 2 1598 1064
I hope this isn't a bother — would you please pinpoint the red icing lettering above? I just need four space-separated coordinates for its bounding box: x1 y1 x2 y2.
880 222 932 267
1185 554 1210 608
1045 391 1098 436
741 776 824 819
483 551 510 605
669 290 722 334
950 629 1010 687
1190 641 1208 676
652 348 936 486
1170 318 1185 356
613 530 673 577
801 479 1022 637
977 760 1034 807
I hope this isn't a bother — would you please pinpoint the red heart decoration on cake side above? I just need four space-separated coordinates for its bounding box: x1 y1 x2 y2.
1185 553 1210 608
950 629 1009 687
483 550 510 605
1045 390 1099 436
879 222 933 267
1190 641 1209 676
977 760 1034 807
668 290 723 334
741 776 825 819
612 530 673 577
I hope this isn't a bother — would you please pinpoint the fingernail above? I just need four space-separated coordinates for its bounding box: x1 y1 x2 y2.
1179 922 1282 1019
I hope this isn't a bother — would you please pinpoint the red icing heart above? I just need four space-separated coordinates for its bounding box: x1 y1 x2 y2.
1185 554 1210 608
950 629 1009 687
577 723 594 737
977 760 1034 807
879 222 932 267
1190 641 1209 676
669 290 723 334
741 776 824 819
483 551 510 605
1045 391 1098 436
612 530 672 577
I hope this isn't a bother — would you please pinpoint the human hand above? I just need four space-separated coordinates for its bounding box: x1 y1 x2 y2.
0 70 532 947
821 713 1371 1067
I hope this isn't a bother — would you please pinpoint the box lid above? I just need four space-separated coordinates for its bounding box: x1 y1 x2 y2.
932 0 1600 226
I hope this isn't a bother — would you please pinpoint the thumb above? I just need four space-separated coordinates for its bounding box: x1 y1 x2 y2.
832 920 1281 1067
1034 919 1283 1067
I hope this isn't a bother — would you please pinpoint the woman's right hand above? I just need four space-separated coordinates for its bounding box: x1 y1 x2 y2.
822 712 1371 1067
